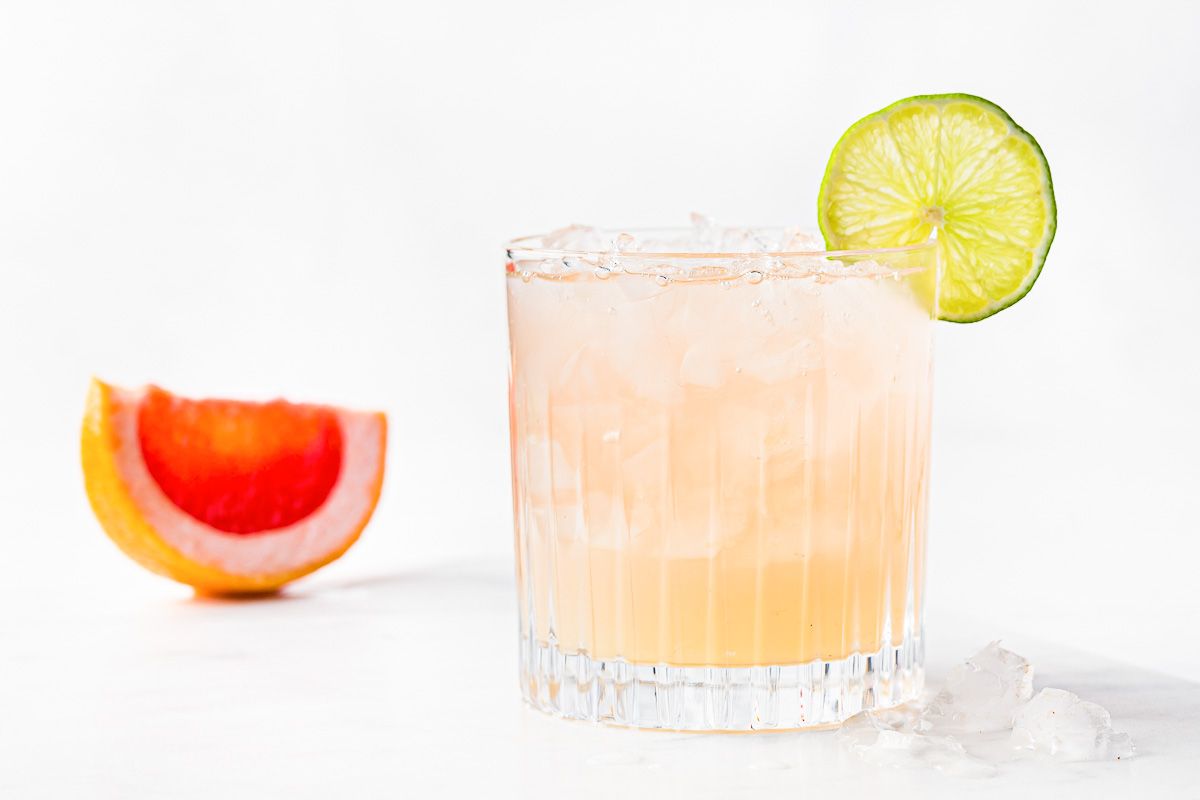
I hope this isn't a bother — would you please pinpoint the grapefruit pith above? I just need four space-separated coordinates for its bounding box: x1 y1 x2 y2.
81 379 387 595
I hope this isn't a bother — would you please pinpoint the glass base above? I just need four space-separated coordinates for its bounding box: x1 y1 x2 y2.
520 632 924 731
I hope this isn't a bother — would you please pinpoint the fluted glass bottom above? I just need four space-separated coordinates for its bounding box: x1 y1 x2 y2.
519 631 924 731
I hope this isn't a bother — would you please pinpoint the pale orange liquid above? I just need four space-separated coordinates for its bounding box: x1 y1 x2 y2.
508 263 933 666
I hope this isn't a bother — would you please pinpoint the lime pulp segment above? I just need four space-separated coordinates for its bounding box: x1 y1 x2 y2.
818 94 1056 322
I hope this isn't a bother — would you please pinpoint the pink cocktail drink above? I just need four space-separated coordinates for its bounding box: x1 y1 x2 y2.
506 227 936 730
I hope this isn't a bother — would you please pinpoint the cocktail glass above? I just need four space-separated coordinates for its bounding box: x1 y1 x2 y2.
505 228 937 730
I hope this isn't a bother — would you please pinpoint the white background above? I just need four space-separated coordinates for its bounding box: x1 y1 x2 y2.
2 0 1198 703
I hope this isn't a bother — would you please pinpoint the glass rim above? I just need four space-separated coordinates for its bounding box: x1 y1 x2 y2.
506 227 938 261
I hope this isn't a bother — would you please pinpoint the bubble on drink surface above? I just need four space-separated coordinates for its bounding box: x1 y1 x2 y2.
839 643 1133 777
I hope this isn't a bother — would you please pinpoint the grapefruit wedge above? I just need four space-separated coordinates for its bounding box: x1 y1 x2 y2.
81 379 387 595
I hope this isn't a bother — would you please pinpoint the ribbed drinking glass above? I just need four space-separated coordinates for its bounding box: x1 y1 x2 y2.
505 230 937 730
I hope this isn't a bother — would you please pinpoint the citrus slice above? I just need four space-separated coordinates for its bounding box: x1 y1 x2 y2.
818 94 1056 322
81 379 387 595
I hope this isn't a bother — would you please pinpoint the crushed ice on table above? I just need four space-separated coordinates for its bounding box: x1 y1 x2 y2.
838 642 1133 777
926 641 1034 733
513 215 898 282
839 705 998 777
1012 688 1135 761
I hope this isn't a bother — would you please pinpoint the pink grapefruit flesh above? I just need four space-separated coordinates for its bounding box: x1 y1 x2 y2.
81 379 387 594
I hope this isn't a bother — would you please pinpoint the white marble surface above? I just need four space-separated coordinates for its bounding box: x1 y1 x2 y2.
2 558 1195 799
